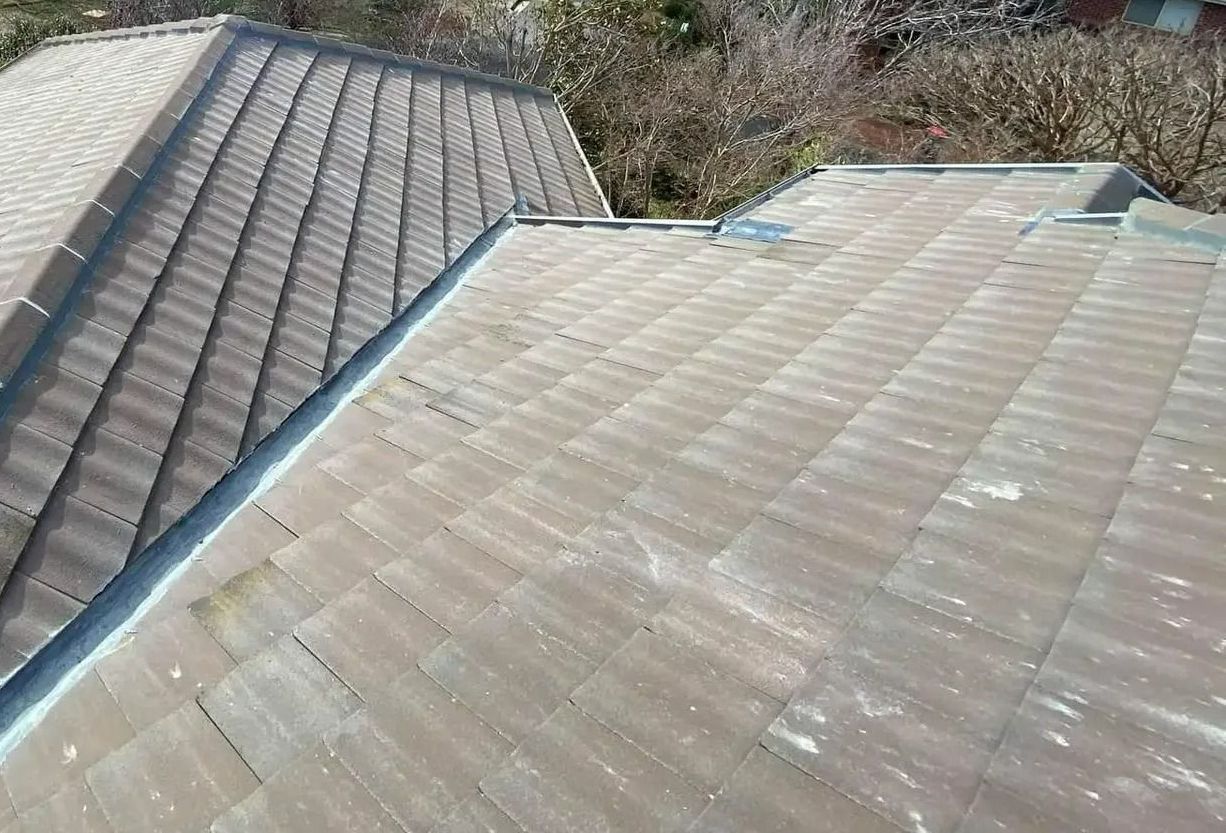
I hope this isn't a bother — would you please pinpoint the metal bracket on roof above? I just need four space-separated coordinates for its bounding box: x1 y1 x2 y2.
716 218 793 242
1019 208 1128 237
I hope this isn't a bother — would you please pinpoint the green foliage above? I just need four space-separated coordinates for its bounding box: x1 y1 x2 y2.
0 14 82 67
659 0 700 45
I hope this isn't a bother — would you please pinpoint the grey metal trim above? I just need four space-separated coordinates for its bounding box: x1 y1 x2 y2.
717 161 1172 225
515 215 717 231
552 95 614 218
0 205 520 757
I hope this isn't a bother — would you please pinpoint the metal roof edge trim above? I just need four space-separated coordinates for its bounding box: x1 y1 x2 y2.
714 161 1171 226
552 95 613 218
220 16 557 97
0 203 520 761
0 27 240 413
1123 196 1226 252
515 215 716 231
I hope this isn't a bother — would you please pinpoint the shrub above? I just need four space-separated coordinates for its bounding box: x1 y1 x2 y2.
0 15 83 67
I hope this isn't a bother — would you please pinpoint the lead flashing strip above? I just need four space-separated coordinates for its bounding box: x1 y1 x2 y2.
0 203 520 759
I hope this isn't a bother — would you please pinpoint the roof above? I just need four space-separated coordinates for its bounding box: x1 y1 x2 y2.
0 160 1223 832
0 16 606 678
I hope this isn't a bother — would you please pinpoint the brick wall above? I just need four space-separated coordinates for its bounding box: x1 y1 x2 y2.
1067 0 1226 33
1199 2 1226 33
1068 0 1129 24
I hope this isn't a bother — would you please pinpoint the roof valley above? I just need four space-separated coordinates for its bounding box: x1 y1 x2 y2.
0 19 608 682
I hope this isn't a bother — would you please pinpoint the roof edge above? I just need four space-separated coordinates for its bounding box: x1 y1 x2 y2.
551 95 613 218
715 161 1170 226
515 215 714 231
0 23 237 396
35 15 224 47
23 13 558 97
218 15 557 97
1123 196 1226 252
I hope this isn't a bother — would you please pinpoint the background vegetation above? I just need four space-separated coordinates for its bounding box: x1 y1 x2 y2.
2 0 1224 216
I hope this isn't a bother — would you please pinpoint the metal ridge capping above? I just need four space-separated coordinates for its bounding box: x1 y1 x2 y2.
0 201 520 756
0 24 238 401
713 161 1170 229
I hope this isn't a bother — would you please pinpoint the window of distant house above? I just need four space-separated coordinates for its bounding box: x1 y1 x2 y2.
1123 0 1202 34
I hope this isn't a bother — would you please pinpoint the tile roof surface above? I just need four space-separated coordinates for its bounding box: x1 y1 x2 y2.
2 155 1224 832
0 16 605 678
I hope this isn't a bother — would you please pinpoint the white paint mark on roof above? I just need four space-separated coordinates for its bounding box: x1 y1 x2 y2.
965 479 1024 501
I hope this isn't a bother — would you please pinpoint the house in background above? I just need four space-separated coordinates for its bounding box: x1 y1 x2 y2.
1069 0 1226 34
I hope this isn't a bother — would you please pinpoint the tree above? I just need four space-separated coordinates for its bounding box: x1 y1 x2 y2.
0 15 82 66
894 25 1226 211
807 0 1064 65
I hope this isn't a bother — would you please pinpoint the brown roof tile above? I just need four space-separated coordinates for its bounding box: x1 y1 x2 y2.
0 15 605 673
1 122 1224 833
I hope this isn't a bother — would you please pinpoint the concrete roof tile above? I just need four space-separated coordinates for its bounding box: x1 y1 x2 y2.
651 569 837 703
210 744 399 833
327 669 510 830
712 515 883 627
191 560 322 661
198 636 361 780
767 469 931 559
421 602 595 742
16 493 136 603
254 469 362 537
571 629 780 792
2 365 99 450
499 550 666 663
3 147 1225 832
982 689 1226 833
0 671 131 813
84 703 257 833
479 704 704 833
294 576 445 698
1037 602 1226 757
95 611 234 730
375 528 519 632
13 778 112 833
734 752 912 832
433 793 524 833
447 487 583 576
765 661 994 833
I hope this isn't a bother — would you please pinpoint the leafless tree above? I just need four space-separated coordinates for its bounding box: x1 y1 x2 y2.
384 0 657 105
106 0 326 28
587 0 873 216
107 0 221 27
795 0 1064 66
895 25 1226 210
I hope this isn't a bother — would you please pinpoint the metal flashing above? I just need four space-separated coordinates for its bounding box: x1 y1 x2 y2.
554 96 614 219
0 204 518 759
716 218 793 242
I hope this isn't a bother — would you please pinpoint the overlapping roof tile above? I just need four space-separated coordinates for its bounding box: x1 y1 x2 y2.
1 157 1223 832
0 16 606 676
